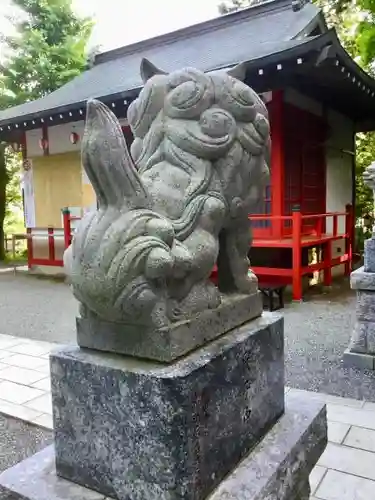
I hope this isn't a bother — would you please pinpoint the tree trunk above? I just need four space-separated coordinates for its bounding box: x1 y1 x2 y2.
0 144 7 261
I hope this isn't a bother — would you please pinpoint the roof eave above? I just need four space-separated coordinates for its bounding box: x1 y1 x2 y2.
292 9 327 38
2 31 375 132
0 88 141 130
248 29 375 95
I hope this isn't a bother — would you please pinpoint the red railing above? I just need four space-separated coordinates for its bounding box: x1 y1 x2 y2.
26 208 81 269
27 227 64 268
26 206 353 303
248 204 354 301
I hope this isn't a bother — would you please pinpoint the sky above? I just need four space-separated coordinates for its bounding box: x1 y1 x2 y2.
0 0 221 53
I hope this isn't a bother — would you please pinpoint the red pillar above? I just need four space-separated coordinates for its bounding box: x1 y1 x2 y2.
42 124 49 156
269 90 285 239
62 208 71 248
48 227 55 263
26 228 33 269
323 241 332 286
345 203 353 275
292 206 302 301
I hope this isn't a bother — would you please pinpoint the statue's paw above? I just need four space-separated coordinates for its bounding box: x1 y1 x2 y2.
171 242 193 279
205 281 222 309
169 305 184 321
167 281 222 320
230 196 243 218
144 247 174 280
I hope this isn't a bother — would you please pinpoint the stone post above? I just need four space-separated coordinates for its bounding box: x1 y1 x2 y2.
344 161 375 369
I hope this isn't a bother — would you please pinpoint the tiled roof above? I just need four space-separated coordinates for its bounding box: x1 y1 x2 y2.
0 0 323 126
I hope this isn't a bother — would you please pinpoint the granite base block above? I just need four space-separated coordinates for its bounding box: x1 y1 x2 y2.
77 292 263 362
351 266 375 291
364 239 375 272
346 266 375 366
355 289 375 322
0 393 327 500
51 313 284 500
351 320 375 354
343 348 375 370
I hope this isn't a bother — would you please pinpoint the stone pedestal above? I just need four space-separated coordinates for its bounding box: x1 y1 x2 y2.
53 313 284 500
0 313 327 500
0 393 327 500
364 238 375 272
343 265 375 369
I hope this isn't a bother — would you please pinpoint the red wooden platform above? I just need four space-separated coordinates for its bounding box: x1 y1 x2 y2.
249 207 353 301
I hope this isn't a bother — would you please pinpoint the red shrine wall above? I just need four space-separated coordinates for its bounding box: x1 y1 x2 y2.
284 89 354 277
283 102 327 229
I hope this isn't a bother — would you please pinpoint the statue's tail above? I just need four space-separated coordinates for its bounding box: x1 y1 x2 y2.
82 99 149 209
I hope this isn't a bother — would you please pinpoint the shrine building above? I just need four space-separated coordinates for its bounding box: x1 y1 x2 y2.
0 0 373 300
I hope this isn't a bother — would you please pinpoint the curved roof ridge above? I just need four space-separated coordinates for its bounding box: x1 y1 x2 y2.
95 0 314 65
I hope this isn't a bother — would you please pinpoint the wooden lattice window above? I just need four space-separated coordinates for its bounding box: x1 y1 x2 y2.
283 104 327 234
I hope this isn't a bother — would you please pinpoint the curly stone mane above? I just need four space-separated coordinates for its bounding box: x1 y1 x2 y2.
127 65 270 237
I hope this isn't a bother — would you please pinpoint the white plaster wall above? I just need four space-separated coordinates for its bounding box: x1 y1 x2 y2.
284 88 323 117
26 117 129 157
325 109 354 277
326 110 354 229
26 128 43 157
48 121 85 155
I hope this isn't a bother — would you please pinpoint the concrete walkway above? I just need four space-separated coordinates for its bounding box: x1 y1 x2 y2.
0 334 373 499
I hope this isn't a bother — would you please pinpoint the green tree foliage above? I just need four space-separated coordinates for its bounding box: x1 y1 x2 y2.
218 0 375 66
356 133 375 217
218 0 257 14
0 0 94 107
321 0 375 66
0 0 94 259
0 144 20 260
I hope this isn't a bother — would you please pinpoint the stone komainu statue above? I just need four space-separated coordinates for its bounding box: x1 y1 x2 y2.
64 59 270 329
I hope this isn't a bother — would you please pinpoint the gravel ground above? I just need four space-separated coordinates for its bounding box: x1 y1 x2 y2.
283 282 375 402
0 414 52 473
2 269 375 402
0 269 77 344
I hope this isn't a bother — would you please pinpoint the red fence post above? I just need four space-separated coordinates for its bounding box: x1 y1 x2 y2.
26 228 33 269
62 207 71 249
345 203 353 275
292 205 302 301
48 227 55 263
323 240 332 286
333 214 338 237
316 215 323 238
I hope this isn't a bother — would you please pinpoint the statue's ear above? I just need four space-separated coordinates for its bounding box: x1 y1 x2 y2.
140 58 167 83
227 62 247 82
